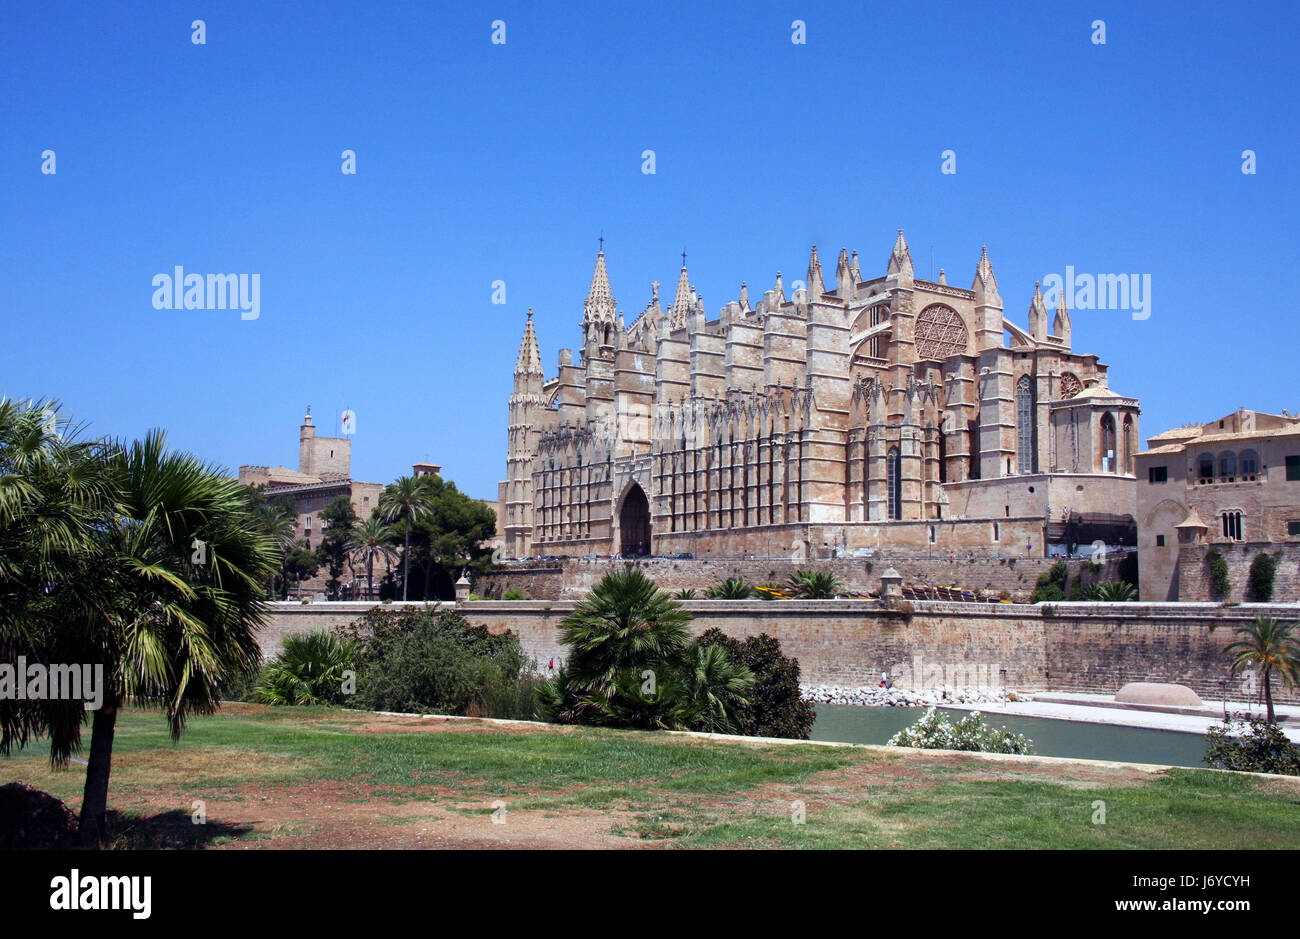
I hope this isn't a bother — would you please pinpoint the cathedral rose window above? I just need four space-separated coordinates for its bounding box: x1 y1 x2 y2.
914 304 968 360
1058 372 1082 399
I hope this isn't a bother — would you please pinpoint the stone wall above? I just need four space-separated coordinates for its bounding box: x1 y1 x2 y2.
476 554 1130 602
259 598 1300 704
1177 542 1300 603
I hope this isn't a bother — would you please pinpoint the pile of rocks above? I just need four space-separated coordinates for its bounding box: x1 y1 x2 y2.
801 684 1015 708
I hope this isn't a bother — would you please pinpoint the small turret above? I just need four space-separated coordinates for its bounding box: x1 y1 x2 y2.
1028 282 1048 341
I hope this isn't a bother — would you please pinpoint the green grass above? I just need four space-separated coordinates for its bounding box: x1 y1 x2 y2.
4 705 1299 849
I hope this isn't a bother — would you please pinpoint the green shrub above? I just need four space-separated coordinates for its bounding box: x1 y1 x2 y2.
1204 717 1300 775
695 629 816 739
1082 580 1137 602
335 607 530 717
788 569 842 598
254 630 356 706
1031 562 1069 603
502 588 526 601
218 662 264 703
674 588 697 600
1206 548 1231 599
1247 553 1278 602
888 708 1034 754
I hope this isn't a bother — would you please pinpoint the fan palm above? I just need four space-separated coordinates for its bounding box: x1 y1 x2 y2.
707 577 757 600
680 641 753 733
350 514 398 599
254 629 356 705
378 476 435 600
788 569 842 599
1082 580 1137 602
1223 616 1300 723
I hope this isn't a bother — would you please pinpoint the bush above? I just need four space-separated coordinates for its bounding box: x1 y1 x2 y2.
254 630 356 706
1082 580 1137 602
888 708 1034 754
1031 562 1069 603
1203 717 1300 775
335 607 532 718
502 588 526 600
787 569 842 599
1206 547 1231 599
1247 553 1278 603
695 629 816 739
218 662 263 703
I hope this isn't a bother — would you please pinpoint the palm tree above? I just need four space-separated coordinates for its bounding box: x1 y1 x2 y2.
378 476 434 601
252 502 296 597
350 514 398 600
680 641 753 733
254 630 356 705
1082 580 1137 602
788 569 842 599
1223 616 1300 723
707 577 757 600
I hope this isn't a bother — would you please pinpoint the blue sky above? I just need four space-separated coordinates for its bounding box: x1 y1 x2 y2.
2 0 1297 500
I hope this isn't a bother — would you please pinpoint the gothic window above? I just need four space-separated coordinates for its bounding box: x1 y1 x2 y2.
1100 414 1117 473
869 303 886 358
887 447 902 520
1122 415 1134 475
1240 449 1259 478
1016 376 1035 474
1219 451 1237 479
1221 510 1243 541
914 304 968 361
1058 372 1082 400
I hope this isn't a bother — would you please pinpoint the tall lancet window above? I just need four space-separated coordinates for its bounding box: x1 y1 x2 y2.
887 447 902 520
1100 414 1117 473
1016 375 1035 474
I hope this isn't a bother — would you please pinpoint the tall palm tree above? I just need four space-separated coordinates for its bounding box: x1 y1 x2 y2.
252 502 296 597
1223 616 1300 723
350 514 398 599
378 476 434 601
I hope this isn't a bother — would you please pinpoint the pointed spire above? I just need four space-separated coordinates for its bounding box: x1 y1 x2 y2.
972 244 1001 305
1028 282 1048 340
1052 287 1071 345
835 247 853 299
583 247 617 325
850 250 861 281
738 281 750 312
938 268 947 285
887 229 914 278
515 309 543 375
774 271 785 304
807 244 825 296
670 255 693 328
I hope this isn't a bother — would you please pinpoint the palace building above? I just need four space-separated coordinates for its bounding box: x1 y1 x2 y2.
500 233 1140 560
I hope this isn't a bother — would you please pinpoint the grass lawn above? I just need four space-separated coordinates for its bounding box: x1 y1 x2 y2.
4 703 1299 849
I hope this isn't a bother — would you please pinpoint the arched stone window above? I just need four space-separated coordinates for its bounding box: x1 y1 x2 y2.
914 304 968 360
1240 449 1259 478
1099 414 1117 473
887 447 902 520
1197 453 1215 482
1122 415 1134 475
1219 451 1237 479
1016 376 1035 474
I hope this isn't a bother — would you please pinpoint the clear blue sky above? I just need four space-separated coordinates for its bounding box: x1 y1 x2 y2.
3 0 1297 500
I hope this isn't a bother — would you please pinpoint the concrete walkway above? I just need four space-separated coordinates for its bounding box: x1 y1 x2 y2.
943 692 1300 742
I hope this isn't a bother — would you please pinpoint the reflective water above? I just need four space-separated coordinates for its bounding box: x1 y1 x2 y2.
811 705 1212 769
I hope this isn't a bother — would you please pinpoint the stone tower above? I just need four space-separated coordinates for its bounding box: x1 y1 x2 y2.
298 406 351 478
503 310 545 557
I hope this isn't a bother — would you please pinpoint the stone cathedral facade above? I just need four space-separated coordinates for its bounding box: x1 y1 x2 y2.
500 232 1140 560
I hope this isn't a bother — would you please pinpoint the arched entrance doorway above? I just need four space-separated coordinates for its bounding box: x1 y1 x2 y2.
619 484 651 557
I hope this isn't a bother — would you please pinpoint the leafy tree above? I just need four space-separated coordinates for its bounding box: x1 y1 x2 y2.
695 629 815 739
1247 552 1279 603
281 540 320 598
1205 547 1231 600
1032 561 1069 603
0 401 277 847
317 496 358 599
1222 616 1300 723
501 588 526 600
403 474 496 600
378 476 435 601
254 630 356 705
788 569 842 599
350 513 398 600
706 577 757 600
